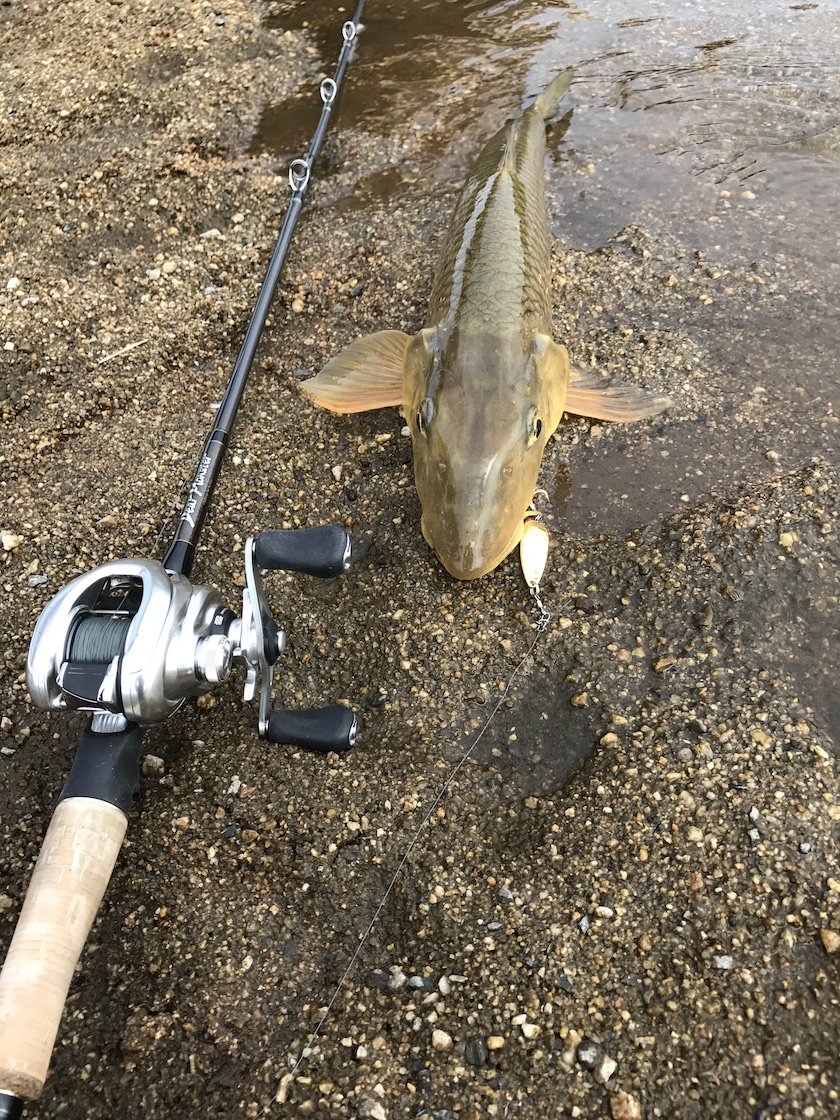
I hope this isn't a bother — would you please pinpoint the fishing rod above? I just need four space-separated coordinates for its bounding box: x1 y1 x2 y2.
0 5 365 1116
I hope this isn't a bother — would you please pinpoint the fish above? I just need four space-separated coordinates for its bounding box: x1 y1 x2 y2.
300 71 672 580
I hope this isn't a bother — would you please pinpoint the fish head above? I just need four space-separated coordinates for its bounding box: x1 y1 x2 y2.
404 329 569 579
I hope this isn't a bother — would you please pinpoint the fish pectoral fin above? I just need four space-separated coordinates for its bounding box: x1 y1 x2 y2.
531 335 571 429
566 366 673 422
299 330 411 414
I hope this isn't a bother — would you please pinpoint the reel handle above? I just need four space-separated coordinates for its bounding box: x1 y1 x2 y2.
254 526 351 578
267 704 357 753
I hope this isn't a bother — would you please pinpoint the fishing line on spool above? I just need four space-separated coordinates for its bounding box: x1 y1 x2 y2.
276 583 553 1102
67 614 132 663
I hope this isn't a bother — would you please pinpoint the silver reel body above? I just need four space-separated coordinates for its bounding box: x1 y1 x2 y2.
28 555 258 725
26 527 354 749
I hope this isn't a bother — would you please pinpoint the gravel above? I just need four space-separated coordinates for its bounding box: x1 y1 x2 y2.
0 3 838 1120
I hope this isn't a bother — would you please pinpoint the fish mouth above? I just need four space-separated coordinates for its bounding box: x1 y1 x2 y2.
429 521 523 581
436 553 501 581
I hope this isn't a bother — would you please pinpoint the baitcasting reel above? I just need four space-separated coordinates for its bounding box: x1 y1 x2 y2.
26 525 357 753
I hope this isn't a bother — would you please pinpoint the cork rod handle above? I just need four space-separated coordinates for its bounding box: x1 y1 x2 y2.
0 797 127 1102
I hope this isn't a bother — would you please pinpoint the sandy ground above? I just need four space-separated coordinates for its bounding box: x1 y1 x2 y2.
1 3 838 1119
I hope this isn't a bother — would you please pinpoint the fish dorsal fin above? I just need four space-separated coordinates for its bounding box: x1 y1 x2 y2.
566 366 673 422
299 330 411 414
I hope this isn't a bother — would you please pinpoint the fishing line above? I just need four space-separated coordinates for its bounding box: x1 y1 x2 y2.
276 584 553 1103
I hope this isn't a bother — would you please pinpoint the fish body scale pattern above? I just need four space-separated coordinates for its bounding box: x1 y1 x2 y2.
428 106 554 344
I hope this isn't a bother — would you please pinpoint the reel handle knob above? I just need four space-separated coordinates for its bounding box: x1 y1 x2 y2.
254 527 351 578
266 704 357 753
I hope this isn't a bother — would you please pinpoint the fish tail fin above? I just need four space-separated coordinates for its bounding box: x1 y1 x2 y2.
532 69 573 122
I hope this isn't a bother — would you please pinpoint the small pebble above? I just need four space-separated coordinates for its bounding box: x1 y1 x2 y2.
27 574 47 587
594 1054 618 1084
712 954 734 970
611 1091 642 1120
576 1038 602 1070
387 969 407 992
431 1028 452 1052
142 754 166 778
365 969 390 991
465 1037 488 1066
820 929 840 954
486 1035 505 1051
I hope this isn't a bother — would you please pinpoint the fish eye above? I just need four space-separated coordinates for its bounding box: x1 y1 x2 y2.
416 396 434 437
527 407 543 446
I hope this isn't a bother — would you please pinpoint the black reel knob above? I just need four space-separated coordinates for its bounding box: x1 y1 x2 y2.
254 526 351 578
266 705 357 753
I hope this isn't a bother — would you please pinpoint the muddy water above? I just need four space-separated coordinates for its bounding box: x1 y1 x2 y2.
258 0 839 759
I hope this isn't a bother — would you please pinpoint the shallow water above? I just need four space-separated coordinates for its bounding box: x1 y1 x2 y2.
258 0 839 761
259 0 839 523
